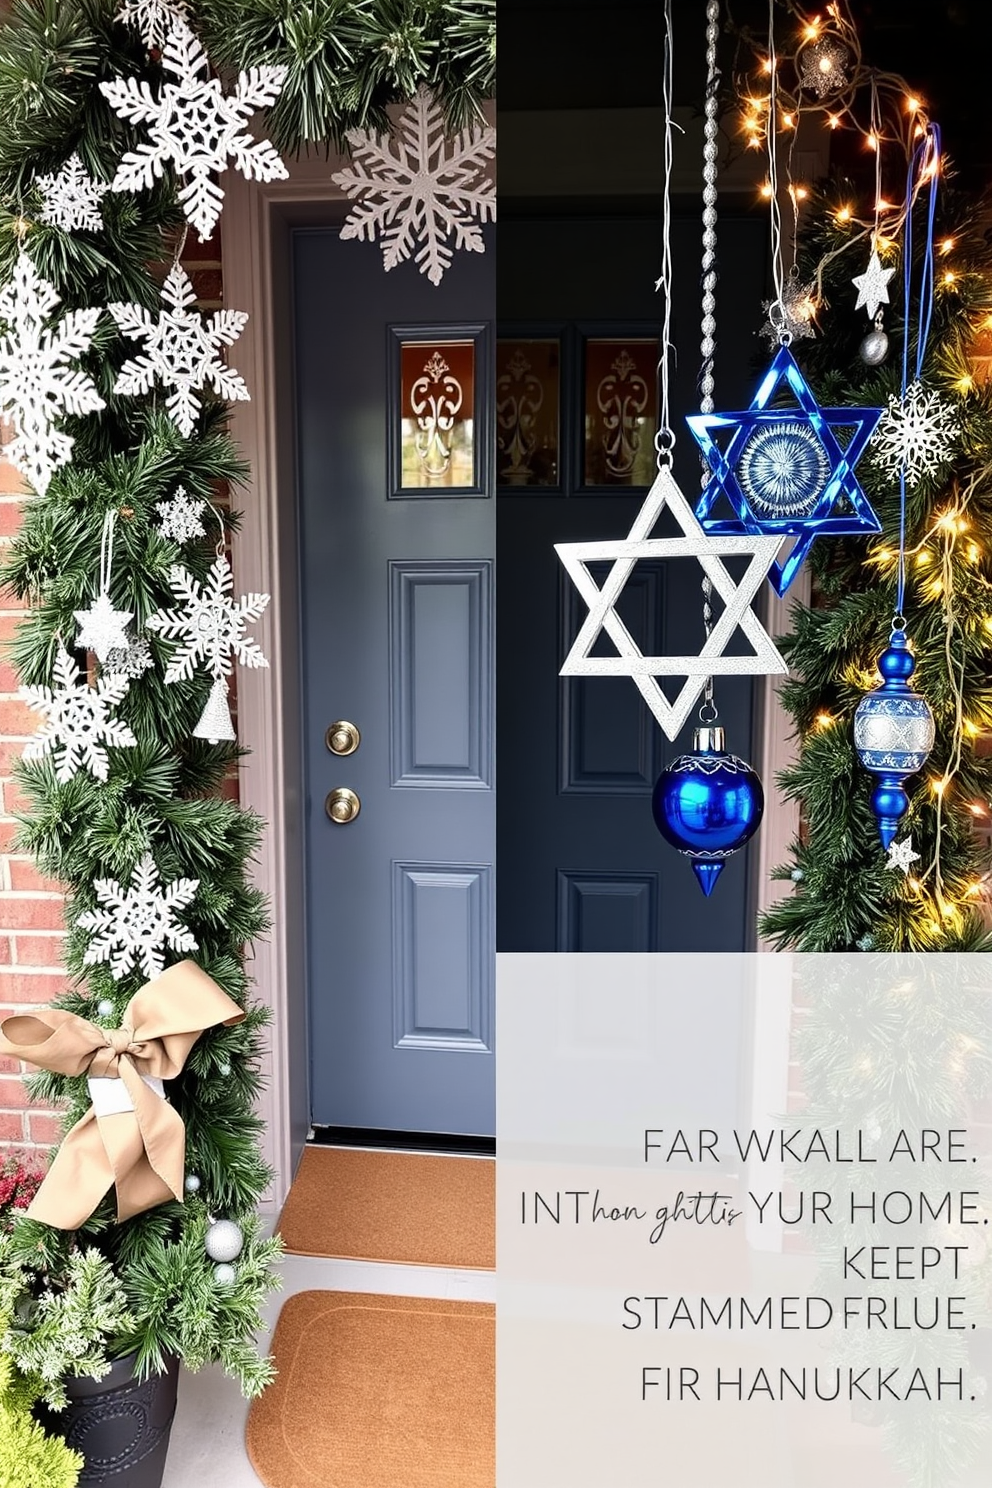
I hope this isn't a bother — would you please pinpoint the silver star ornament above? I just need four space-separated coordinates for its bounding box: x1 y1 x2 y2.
852 248 896 321
556 466 787 740
74 592 134 663
886 836 921 875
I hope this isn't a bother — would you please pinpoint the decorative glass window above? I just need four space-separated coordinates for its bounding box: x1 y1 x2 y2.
496 338 560 488
388 326 490 498
582 337 658 489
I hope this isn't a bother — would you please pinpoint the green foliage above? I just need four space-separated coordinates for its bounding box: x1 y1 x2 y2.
0 1353 81 1488
759 173 992 951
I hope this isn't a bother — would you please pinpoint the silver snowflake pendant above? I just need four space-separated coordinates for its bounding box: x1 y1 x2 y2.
20 643 137 782
760 281 817 346
78 851 199 981
871 380 960 487
332 85 496 286
36 153 110 235
104 633 155 680
100 20 288 242
0 253 105 495
156 485 208 543
114 0 189 52
108 264 249 438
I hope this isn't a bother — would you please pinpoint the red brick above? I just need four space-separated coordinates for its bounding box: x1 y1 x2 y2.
2 780 30 815
7 860 63 894
0 970 69 1003
0 822 17 854
0 1055 21 1074
0 461 26 496
27 1113 62 1145
0 741 29 775
0 663 18 691
0 897 66 931
12 933 65 968
0 699 39 737
190 269 223 303
0 500 23 537
0 1113 26 1142
0 1143 47 1169
0 1076 36 1110
0 614 22 645
0 936 10 964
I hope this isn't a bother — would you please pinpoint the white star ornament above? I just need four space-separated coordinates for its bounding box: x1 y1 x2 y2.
36 153 110 234
74 591 134 663
886 836 921 875
556 466 787 741
100 20 288 242
852 249 896 320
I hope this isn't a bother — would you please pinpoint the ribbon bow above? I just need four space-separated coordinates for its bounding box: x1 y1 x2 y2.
0 960 243 1230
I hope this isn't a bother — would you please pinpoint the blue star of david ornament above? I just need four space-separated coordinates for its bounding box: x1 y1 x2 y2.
686 346 883 595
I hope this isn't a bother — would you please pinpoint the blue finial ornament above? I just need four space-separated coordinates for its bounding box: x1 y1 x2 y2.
652 726 764 896
853 630 935 848
686 346 882 596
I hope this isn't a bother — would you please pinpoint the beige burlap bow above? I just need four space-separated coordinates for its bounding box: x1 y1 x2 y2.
0 960 243 1230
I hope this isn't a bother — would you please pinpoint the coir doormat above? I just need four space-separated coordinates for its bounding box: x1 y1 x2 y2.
246 1290 495 1488
276 1147 495 1270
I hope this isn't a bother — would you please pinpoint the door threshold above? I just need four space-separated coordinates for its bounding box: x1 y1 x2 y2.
310 1125 495 1157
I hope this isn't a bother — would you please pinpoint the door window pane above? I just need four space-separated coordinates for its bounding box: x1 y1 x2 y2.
400 340 475 489
496 338 560 487
583 338 658 488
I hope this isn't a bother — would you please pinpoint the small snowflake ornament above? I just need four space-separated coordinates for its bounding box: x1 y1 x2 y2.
852 248 896 321
332 85 495 286
100 20 288 241
74 592 134 664
115 0 189 51
20 643 136 782
146 555 269 740
104 633 155 679
760 280 817 346
36 153 110 234
156 485 207 543
78 851 198 981
108 263 249 438
0 253 105 495
871 379 960 487
886 836 921 875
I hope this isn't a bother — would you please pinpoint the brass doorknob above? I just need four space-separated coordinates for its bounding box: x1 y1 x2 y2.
326 720 361 756
325 787 361 824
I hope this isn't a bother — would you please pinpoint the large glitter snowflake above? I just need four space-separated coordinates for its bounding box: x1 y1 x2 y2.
0 253 105 495
78 851 199 981
114 0 188 51
146 555 269 683
108 263 249 438
332 85 495 285
156 485 207 543
870 380 960 487
738 422 830 518
20 643 136 783
100 20 288 241
36 153 110 234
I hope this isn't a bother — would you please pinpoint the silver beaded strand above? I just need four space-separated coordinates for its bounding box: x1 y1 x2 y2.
699 0 721 721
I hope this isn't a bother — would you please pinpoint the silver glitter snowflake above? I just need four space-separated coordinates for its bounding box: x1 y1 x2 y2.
0 253 105 494
738 422 830 518
798 37 851 98
870 380 959 487
104 634 155 679
78 850 199 981
114 0 188 51
100 20 287 241
760 281 817 346
145 555 269 684
36 153 110 234
156 485 207 543
108 263 249 438
332 85 495 286
20 642 136 783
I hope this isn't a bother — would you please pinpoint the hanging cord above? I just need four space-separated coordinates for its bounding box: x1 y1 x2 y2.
765 0 788 340
99 509 116 598
698 0 722 724
653 0 679 468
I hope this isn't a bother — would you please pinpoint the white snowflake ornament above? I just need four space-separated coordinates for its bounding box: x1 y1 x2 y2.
108 263 249 438
871 379 959 487
20 643 136 783
115 0 188 52
156 485 207 543
74 592 134 664
332 85 496 286
100 20 288 242
145 555 269 741
78 851 199 981
0 253 105 495
104 633 155 679
36 153 110 234
886 836 921 875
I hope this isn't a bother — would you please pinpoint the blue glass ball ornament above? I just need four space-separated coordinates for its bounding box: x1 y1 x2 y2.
652 727 765 897
853 629 935 848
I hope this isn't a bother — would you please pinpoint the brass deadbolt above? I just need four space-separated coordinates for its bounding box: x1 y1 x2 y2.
325 787 361 824
326 720 361 756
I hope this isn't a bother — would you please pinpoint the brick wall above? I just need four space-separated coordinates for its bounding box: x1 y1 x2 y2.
0 226 226 1164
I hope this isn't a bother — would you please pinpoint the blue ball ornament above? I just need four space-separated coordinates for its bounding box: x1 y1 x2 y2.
853 629 934 848
652 727 765 896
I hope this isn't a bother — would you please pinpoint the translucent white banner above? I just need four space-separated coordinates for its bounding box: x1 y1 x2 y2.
497 953 992 1488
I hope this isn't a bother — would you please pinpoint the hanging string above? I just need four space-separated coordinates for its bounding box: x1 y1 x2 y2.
765 0 787 336
99 510 116 598
894 122 941 622
653 0 679 466
698 0 722 724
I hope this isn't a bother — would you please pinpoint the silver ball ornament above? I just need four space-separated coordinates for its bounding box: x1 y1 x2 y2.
859 327 889 366
204 1219 244 1263
790 867 804 882
214 1264 237 1286
96 999 115 1018
184 1174 201 1194
218 1062 231 1077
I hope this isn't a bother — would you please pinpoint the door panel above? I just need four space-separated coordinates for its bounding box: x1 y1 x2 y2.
294 225 495 1135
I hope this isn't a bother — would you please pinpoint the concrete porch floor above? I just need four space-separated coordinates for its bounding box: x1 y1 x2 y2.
161 1250 497 1487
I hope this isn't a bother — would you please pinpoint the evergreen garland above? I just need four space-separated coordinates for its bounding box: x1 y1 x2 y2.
759 174 992 951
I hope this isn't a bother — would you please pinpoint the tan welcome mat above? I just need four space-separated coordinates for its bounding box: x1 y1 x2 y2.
246 1290 495 1488
276 1147 495 1269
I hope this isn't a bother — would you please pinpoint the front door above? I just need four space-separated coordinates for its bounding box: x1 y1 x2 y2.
294 224 495 1137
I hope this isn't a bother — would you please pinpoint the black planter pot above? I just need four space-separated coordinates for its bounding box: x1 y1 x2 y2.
38 1352 180 1488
